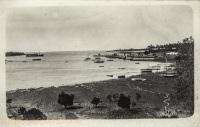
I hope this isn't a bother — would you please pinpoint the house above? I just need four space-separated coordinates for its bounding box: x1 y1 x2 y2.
166 52 179 55
119 50 146 57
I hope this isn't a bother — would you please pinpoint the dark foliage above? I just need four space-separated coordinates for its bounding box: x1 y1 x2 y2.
6 52 25 56
136 93 141 103
23 108 47 120
17 107 27 115
174 37 194 112
131 101 136 107
6 99 12 104
58 92 75 108
160 115 179 118
107 108 142 119
91 97 101 107
117 94 131 109
107 95 112 102
113 93 119 101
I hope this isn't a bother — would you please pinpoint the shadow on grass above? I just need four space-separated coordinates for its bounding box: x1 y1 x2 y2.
60 106 84 111
107 108 142 119
160 115 179 118
94 106 108 109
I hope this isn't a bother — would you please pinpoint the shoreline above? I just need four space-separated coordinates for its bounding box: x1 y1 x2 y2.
6 72 141 92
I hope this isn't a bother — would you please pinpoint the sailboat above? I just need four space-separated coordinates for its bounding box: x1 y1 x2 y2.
84 53 91 61
141 63 153 73
162 55 178 77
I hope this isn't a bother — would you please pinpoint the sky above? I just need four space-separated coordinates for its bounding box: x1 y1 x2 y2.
6 6 193 52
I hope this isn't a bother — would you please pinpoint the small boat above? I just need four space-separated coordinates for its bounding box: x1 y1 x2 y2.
84 53 91 61
151 66 161 70
93 53 105 57
141 69 152 73
141 63 153 73
135 62 140 64
131 78 146 81
94 59 104 63
118 75 125 78
7 60 14 62
107 59 113 61
99 66 104 67
32 59 41 61
107 75 113 77
118 68 125 70
163 74 176 78
84 58 91 61
163 70 178 78
94 57 101 60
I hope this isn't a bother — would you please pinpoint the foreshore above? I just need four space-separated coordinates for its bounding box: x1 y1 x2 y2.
6 73 192 119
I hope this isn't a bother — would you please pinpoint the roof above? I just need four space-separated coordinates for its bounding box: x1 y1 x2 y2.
120 50 147 53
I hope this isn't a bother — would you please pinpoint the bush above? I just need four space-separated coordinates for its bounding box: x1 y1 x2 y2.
58 92 75 108
107 108 141 119
91 97 101 107
6 99 12 104
136 93 141 103
131 101 136 107
107 95 112 102
113 93 119 101
17 107 27 115
117 94 131 109
174 37 194 112
23 108 47 120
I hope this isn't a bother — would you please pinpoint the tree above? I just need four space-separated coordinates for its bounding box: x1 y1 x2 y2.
113 93 119 102
144 51 149 55
174 37 194 113
117 94 131 109
132 101 136 107
17 107 27 115
6 99 12 104
23 108 47 120
6 98 12 108
107 95 112 102
136 93 141 103
91 97 101 107
58 92 75 108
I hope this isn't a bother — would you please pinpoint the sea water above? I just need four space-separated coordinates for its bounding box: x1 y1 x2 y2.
6 51 162 91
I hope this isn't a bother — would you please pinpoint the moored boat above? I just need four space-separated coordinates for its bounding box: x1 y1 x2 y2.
141 69 152 73
107 59 113 61
32 59 41 61
84 57 91 61
131 78 146 81
84 53 91 61
94 59 104 63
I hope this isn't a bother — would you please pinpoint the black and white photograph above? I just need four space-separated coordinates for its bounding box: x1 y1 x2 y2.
1 1 199 124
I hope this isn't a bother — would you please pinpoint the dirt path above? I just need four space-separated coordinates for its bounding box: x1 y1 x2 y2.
163 94 170 111
128 83 171 112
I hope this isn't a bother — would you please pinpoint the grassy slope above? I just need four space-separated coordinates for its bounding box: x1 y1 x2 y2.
7 73 177 119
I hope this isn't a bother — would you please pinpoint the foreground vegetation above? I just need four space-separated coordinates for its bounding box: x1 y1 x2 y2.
6 72 191 119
